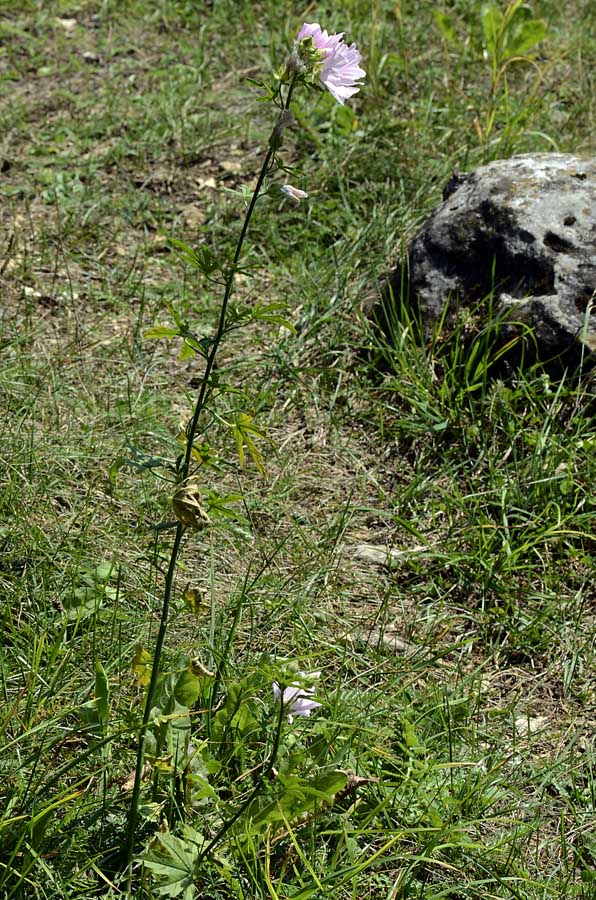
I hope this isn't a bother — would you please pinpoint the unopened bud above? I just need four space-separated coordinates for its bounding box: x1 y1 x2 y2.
284 48 307 77
280 184 308 204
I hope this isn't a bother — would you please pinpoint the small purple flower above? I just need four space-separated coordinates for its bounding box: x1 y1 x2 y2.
294 23 365 105
273 672 322 723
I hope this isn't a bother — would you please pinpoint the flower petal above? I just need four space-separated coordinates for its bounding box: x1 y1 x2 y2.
280 184 308 203
273 673 322 722
319 40 365 105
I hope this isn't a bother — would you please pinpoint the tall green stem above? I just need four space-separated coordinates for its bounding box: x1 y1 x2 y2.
124 522 184 879
124 81 296 882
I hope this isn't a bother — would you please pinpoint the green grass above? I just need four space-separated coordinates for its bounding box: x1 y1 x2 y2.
1 0 596 897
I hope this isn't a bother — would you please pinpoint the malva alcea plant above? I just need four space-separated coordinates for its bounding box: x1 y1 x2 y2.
123 22 365 888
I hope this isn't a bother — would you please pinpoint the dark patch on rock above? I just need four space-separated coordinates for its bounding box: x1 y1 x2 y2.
543 231 574 253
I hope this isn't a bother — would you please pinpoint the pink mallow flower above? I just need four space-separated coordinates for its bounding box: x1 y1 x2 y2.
273 672 322 723
295 22 365 105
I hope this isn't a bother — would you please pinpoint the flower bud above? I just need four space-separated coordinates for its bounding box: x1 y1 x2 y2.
280 184 308 204
284 48 307 77
291 34 325 76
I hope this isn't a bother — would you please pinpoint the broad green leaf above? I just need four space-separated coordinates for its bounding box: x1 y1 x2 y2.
433 10 457 44
174 670 201 708
94 561 115 582
211 673 264 749
503 18 547 59
481 4 503 62
310 769 348 798
145 668 198 769
501 0 525 25
402 717 426 752
167 706 192 766
132 646 152 686
143 828 202 899
61 561 118 622
182 335 212 359
184 747 218 802
186 773 218 802
178 341 195 361
144 325 180 340
238 770 348 837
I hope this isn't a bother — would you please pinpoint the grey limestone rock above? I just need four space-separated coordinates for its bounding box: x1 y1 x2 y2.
391 153 596 369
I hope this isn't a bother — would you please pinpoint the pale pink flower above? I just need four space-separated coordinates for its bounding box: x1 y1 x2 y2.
295 23 365 105
280 184 308 203
273 672 322 723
